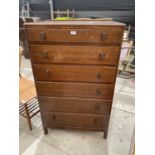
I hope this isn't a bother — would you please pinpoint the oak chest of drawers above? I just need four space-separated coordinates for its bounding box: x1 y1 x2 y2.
25 20 125 139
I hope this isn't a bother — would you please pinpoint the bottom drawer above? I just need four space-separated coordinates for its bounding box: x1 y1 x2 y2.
42 112 109 129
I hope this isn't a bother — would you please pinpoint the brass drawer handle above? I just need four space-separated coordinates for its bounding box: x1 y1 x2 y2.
96 89 101 96
52 115 56 120
42 50 48 58
40 32 46 40
45 70 51 77
99 52 106 60
51 103 54 106
94 118 98 124
96 73 102 79
95 104 100 110
101 32 107 40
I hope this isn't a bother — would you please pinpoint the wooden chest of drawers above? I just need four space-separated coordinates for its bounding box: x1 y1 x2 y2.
25 20 125 139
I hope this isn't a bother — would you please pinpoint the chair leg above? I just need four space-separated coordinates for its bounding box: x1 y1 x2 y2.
23 104 32 130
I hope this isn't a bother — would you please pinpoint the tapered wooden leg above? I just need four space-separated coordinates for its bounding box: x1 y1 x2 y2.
103 126 109 139
43 127 48 135
103 119 110 139
103 130 107 139
24 104 32 130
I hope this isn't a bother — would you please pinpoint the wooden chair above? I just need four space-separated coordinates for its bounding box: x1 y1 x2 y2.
19 46 40 130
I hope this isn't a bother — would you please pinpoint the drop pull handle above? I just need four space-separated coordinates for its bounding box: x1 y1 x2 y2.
94 118 98 124
101 32 107 40
96 89 101 96
95 104 100 110
42 50 48 58
52 115 56 120
96 73 102 79
45 70 51 77
40 32 46 40
51 103 54 106
99 52 106 60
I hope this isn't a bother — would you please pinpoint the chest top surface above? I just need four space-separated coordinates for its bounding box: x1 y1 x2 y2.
24 20 125 28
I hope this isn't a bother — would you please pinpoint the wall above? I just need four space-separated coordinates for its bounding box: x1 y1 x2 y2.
19 0 135 39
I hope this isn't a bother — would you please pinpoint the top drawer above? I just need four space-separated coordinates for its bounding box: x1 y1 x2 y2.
26 28 123 44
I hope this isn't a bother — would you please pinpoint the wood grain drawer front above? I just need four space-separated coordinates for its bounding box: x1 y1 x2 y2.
39 97 112 115
33 64 116 84
30 45 120 65
27 28 123 43
42 112 109 129
36 82 114 99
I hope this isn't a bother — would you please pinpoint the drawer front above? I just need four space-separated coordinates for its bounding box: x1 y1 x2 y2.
39 96 112 115
27 28 123 43
36 82 114 99
42 112 109 129
33 64 116 84
30 45 120 65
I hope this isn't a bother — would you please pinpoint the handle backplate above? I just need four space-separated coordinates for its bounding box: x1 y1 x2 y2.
96 73 102 79
52 115 56 120
95 104 100 110
45 69 51 77
99 52 106 60
42 50 48 58
40 32 46 40
101 32 108 40
96 89 101 96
